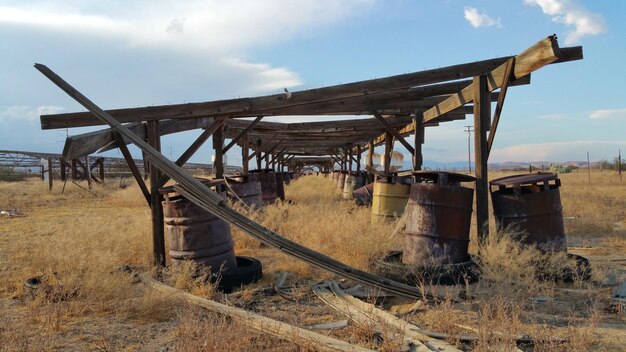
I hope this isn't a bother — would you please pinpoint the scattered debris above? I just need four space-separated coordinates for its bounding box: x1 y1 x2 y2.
609 281 626 313
390 300 425 315
1 209 25 217
306 320 350 330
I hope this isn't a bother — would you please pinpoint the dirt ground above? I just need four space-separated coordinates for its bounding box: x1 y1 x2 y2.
1 172 625 351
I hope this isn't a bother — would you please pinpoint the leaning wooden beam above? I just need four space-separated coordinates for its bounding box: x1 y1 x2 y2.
373 112 415 155
114 132 151 205
223 115 263 153
423 36 582 122
156 118 225 188
138 274 372 352
487 58 515 156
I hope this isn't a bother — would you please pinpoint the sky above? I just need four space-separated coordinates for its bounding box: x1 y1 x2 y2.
1 0 625 167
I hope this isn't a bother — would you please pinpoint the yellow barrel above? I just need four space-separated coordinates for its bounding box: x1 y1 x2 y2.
371 175 411 223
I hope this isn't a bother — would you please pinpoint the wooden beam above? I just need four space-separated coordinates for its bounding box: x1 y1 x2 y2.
242 132 249 175
247 135 278 162
474 75 490 243
213 124 224 179
413 114 424 171
41 57 518 129
113 132 151 205
156 118 225 188
223 115 263 153
147 120 166 267
423 36 579 122
488 58 515 156
356 145 361 172
383 131 394 173
373 112 414 155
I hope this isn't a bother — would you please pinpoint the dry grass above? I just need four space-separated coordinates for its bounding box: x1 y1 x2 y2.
1 171 625 351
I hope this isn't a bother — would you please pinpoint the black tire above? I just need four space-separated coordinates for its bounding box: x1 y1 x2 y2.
211 256 263 293
372 251 479 286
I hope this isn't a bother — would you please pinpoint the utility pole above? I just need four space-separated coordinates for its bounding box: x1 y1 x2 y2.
464 126 474 173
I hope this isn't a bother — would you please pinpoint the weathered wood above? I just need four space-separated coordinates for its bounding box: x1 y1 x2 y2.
423 36 581 122
242 132 249 175
41 57 519 129
113 132 151 205
71 159 77 180
247 135 278 162
223 115 263 153
413 114 424 171
213 124 224 179
147 120 166 267
383 131 394 173
488 58 515 155
373 112 414 155
356 145 361 172
474 75 490 242
139 274 371 352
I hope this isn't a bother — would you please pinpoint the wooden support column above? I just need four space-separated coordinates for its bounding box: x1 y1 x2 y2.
356 145 361 172
255 139 262 170
347 149 353 172
71 159 77 180
213 124 224 179
383 131 394 173
59 158 66 181
413 114 425 171
98 159 105 183
474 75 490 243
367 141 374 182
147 120 165 267
47 158 53 191
242 133 249 175
85 156 92 189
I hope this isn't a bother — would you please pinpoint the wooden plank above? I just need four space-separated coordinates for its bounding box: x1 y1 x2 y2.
147 120 166 267
139 274 372 352
373 112 414 155
114 131 150 205
474 75 490 243
223 115 263 153
41 57 517 129
242 132 249 175
423 36 580 122
488 58 515 155
213 124 224 179
383 131 394 173
413 114 424 171
247 135 278 162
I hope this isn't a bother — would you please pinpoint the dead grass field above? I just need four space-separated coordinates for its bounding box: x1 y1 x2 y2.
0 170 625 351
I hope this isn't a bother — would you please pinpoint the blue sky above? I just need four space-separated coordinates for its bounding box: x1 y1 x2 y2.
1 0 624 166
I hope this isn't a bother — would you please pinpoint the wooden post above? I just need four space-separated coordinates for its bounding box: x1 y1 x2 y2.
213 124 224 179
383 131 394 173
99 159 105 183
47 158 53 191
367 141 374 182
242 133 249 175
347 149 353 172
356 145 361 172
264 151 270 170
59 158 66 181
413 114 424 171
473 75 490 242
85 155 92 189
71 159 77 180
256 139 262 170
147 120 165 267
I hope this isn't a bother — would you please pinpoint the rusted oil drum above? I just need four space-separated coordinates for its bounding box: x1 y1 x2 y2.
276 172 285 201
353 182 374 206
225 175 263 209
490 173 567 252
402 172 476 265
160 180 237 271
282 171 291 185
250 169 278 204
371 174 412 223
342 173 365 200
337 171 347 192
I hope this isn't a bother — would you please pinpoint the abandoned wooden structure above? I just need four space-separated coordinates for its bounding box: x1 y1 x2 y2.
39 35 582 272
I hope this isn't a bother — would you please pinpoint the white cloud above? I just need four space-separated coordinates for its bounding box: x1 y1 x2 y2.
0 105 66 123
490 140 626 162
589 108 626 120
464 7 502 28
537 113 567 120
524 0 606 44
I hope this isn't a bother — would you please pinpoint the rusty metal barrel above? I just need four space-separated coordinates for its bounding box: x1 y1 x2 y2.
342 173 365 199
337 171 347 191
160 180 237 271
250 169 278 204
225 175 263 209
276 172 285 201
371 174 412 223
402 172 476 265
490 173 567 252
